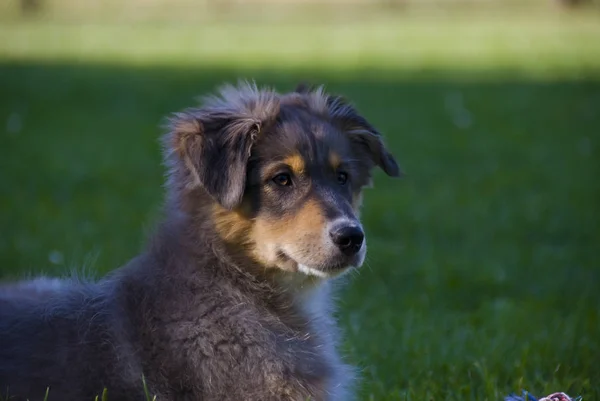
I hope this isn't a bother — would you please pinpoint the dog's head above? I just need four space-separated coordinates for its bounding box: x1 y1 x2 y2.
163 81 401 279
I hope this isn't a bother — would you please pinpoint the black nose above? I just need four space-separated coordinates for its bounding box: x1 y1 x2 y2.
330 225 364 256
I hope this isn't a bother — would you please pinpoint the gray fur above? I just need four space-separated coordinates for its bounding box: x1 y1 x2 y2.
0 81 399 401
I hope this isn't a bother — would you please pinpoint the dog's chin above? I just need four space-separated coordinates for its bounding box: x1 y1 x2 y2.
292 257 364 279
276 246 366 279
296 264 333 278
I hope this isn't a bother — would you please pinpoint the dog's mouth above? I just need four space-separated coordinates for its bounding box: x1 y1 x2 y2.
276 249 361 279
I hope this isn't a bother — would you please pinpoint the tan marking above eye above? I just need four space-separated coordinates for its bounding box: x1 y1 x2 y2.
282 153 306 175
328 152 341 171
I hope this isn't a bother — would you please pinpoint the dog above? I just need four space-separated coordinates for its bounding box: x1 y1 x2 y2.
0 81 400 401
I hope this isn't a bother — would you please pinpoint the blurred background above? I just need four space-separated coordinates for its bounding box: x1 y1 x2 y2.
1 0 599 399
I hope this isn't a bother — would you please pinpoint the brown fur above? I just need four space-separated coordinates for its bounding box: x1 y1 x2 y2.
0 81 400 401
329 151 342 171
283 153 306 175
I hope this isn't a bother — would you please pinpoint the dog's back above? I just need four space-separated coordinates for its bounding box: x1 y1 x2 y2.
0 267 354 401
0 278 144 401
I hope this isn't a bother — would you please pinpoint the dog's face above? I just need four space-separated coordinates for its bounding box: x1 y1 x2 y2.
164 82 400 279
243 106 376 277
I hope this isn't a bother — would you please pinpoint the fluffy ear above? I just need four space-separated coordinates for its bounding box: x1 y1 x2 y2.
326 95 402 177
165 109 261 210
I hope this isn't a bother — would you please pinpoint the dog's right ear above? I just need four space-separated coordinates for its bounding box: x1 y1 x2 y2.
325 95 402 178
164 109 261 210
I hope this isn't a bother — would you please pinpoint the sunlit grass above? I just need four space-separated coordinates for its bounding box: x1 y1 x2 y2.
1 11 600 77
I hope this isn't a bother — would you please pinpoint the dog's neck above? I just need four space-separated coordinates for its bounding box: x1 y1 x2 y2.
155 191 327 301
106 192 337 344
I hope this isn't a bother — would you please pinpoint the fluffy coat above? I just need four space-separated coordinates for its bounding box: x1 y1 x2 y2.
0 81 400 401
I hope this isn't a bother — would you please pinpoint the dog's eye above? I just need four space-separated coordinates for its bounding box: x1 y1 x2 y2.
273 173 292 187
337 172 348 185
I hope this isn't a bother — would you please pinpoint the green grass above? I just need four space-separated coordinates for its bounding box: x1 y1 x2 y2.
1 6 600 400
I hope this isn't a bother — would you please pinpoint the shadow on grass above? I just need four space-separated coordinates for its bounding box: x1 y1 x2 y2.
0 61 599 399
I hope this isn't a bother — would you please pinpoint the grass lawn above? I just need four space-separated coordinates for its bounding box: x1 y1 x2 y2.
1 5 599 400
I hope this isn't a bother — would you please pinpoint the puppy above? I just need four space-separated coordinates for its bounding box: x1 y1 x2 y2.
0 82 400 401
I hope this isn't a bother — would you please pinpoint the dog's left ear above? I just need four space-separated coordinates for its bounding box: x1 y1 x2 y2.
164 109 261 210
326 95 402 177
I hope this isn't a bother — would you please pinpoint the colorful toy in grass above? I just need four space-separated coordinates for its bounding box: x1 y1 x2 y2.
505 391 581 401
